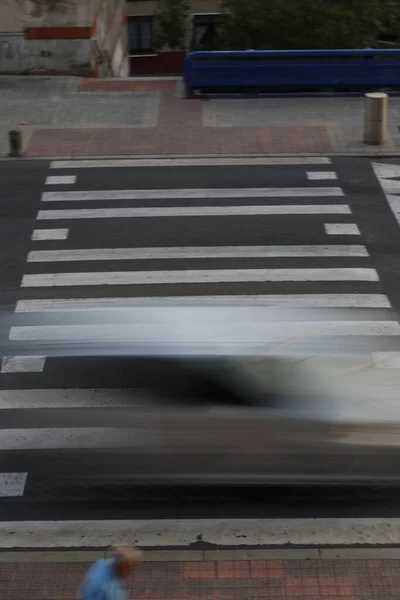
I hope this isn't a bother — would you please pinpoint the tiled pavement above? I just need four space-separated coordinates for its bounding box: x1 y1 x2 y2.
3 557 400 599
26 123 332 156
25 79 332 156
1 76 400 157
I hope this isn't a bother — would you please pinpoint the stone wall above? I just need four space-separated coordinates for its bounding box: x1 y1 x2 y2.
0 33 92 75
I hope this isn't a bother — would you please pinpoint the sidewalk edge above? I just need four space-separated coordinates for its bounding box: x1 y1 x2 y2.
2 547 400 562
2 152 400 161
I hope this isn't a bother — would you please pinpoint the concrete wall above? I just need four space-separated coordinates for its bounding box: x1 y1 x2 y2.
21 0 77 27
0 0 79 31
77 0 101 28
0 33 92 75
127 1 157 17
0 0 128 77
0 3 23 33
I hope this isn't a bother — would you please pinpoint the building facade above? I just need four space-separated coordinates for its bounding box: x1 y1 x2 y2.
0 0 221 76
0 0 129 77
127 0 222 75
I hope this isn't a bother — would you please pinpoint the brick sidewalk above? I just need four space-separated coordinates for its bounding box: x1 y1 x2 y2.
25 79 332 157
1 76 400 157
2 557 400 600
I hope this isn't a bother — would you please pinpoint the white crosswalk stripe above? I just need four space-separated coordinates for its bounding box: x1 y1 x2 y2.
21 268 380 287
0 389 150 408
9 321 400 342
37 205 352 219
45 176 77 186
31 228 70 241
325 223 361 235
307 171 338 180
1 157 399 519
0 356 46 374
27 245 369 262
12 294 393 311
41 187 344 202
0 474 27 497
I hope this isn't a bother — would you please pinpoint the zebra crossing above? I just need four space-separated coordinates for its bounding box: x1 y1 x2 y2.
0 155 399 528
1 156 398 379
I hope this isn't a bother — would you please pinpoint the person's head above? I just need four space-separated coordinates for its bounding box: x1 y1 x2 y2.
113 546 144 579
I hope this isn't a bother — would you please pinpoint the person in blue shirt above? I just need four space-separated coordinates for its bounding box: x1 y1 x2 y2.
78 545 143 600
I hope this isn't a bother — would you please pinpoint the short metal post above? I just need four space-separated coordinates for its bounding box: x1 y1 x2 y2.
184 81 194 99
8 130 22 157
364 92 388 145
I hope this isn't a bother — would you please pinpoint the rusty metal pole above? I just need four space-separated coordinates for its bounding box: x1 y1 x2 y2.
8 130 22 157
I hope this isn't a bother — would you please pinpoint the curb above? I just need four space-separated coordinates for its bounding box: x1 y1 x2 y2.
1 153 400 161
2 547 400 562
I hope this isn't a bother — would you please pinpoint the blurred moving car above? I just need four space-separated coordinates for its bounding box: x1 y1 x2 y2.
2 305 400 485
59 353 400 486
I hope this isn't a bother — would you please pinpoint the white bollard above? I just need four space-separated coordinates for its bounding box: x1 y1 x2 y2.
364 92 388 145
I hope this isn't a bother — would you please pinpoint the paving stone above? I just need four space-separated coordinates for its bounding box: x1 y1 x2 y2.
5 558 400 600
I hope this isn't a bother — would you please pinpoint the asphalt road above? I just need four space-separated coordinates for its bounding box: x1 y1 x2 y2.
0 156 400 527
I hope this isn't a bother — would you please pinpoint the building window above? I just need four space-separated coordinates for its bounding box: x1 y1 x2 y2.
191 14 222 51
127 16 154 55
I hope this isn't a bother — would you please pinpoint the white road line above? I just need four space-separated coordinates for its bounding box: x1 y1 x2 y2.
0 389 151 409
41 187 344 202
307 172 338 180
14 294 392 312
9 321 398 342
373 353 400 368
372 162 400 179
0 429 152 450
375 178 400 195
384 195 400 222
37 205 352 220
31 229 69 241
0 474 27 497
27 245 369 263
0 518 399 548
45 176 77 185
50 157 332 168
386 194 400 208
325 223 361 235
1 356 46 373
21 268 379 288
372 162 400 227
